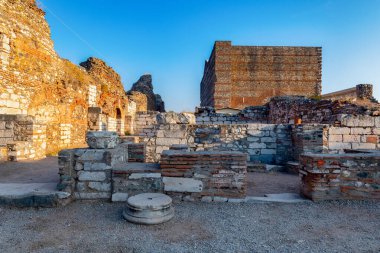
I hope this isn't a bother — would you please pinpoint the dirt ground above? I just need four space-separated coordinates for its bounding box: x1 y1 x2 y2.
0 157 59 183
0 200 379 253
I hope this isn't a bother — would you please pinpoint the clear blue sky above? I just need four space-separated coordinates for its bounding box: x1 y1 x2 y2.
38 0 380 112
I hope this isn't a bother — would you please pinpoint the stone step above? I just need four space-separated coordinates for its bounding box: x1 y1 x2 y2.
0 183 70 207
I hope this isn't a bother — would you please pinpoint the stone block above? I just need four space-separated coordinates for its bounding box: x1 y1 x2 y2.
213 197 228 202
261 149 276 155
201 196 213 202
112 192 129 202
375 117 380 127
156 138 180 146
163 177 203 193
78 171 106 182
129 173 162 179
350 128 372 135
343 135 360 143
249 143 266 149
86 131 120 149
74 192 110 200
328 127 350 135
341 115 374 127
83 162 111 171
329 142 351 150
261 137 276 143
329 135 342 142
88 182 111 191
352 143 376 150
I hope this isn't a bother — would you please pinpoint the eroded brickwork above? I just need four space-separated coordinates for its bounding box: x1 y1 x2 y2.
201 41 322 109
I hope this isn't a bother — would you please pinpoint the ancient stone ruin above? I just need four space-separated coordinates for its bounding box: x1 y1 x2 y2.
0 0 165 161
0 0 379 208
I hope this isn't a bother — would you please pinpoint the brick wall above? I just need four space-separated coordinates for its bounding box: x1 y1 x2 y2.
300 153 380 201
201 41 322 109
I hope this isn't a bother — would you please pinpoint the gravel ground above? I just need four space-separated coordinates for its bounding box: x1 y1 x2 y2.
0 200 379 253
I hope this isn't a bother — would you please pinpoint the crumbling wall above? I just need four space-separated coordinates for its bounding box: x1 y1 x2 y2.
201 41 322 109
322 84 374 101
300 153 380 201
195 106 268 124
0 0 140 158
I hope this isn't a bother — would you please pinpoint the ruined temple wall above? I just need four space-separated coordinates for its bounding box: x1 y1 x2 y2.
200 41 322 109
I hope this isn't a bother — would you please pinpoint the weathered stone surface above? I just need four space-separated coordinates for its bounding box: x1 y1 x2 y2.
111 192 129 202
162 177 203 193
86 131 120 149
78 171 106 182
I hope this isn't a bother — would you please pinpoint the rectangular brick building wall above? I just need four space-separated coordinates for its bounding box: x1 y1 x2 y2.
200 41 322 109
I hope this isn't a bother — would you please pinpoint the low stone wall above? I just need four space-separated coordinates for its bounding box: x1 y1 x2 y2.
195 106 268 124
58 144 128 200
160 150 247 200
140 124 293 164
299 152 380 201
0 114 47 160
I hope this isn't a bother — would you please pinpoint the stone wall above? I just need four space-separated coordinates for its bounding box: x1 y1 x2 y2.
58 144 128 200
160 150 247 200
0 0 143 159
200 41 322 109
0 114 47 160
300 152 380 201
268 96 376 124
322 84 374 101
195 106 268 124
139 123 293 164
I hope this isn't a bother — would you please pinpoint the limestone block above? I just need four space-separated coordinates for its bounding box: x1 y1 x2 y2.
261 137 276 143
156 138 180 146
112 192 129 202
375 117 380 127
329 135 343 142
329 127 350 135
261 149 276 155
129 173 162 179
78 171 106 182
350 128 372 135
88 182 111 192
343 135 360 143
83 162 111 171
329 142 351 150
74 192 110 200
352 143 376 150
341 115 374 127
247 129 265 137
213 197 228 202
249 143 266 149
163 177 203 193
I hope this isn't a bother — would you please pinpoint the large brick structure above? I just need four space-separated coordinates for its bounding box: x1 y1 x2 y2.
200 41 322 109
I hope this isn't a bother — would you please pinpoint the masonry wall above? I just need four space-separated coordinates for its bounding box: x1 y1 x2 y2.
322 84 374 101
200 41 322 109
0 0 141 158
139 123 293 164
300 153 380 201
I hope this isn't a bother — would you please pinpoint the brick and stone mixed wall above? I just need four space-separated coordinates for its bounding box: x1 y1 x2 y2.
200 41 322 109
160 150 247 200
0 114 46 160
139 123 293 164
0 0 145 159
195 106 268 124
299 153 380 201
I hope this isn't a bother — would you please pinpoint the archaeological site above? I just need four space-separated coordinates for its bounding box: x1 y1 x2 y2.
0 0 379 251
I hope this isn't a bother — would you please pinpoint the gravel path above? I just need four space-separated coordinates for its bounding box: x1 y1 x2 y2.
0 200 379 253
